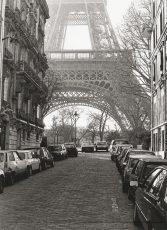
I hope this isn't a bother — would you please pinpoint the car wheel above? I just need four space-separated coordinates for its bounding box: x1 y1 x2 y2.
133 204 140 225
0 177 4 193
8 173 15 186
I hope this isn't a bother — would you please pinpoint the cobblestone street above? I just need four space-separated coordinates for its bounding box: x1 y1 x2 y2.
0 152 142 230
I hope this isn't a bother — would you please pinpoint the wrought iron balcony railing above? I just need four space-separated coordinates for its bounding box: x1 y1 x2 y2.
17 61 48 93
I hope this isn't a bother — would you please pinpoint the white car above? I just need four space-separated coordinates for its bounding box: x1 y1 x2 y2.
17 150 41 176
0 150 29 185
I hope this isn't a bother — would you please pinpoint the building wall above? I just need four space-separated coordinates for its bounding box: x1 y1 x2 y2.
0 0 49 150
151 0 167 158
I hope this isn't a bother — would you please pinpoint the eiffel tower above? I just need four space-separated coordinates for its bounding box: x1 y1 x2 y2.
45 0 132 131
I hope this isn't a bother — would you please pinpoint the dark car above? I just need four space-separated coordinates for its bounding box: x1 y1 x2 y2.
64 143 78 157
24 147 54 170
111 144 132 162
120 149 155 176
116 148 130 171
122 155 159 193
48 144 68 160
95 141 108 152
81 142 94 152
128 158 167 202
133 166 167 230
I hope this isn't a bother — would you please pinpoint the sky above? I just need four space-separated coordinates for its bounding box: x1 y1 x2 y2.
44 0 133 129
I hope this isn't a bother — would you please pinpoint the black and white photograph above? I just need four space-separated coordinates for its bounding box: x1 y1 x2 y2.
0 0 167 229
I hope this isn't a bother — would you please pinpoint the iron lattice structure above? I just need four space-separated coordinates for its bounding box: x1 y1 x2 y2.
45 0 132 130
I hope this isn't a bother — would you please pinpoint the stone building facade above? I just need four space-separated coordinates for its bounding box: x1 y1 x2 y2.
151 0 167 158
0 0 49 150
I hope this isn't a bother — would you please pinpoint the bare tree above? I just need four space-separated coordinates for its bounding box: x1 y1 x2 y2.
118 0 151 95
87 110 109 141
41 68 61 117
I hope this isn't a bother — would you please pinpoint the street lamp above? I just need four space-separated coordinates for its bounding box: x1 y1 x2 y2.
74 111 79 146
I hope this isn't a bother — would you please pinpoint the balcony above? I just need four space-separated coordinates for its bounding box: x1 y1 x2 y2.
17 61 48 93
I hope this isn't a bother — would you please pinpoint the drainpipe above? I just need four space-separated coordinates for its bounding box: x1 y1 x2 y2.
0 0 5 111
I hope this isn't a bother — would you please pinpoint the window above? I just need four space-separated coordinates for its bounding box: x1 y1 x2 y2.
153 1 155 19
160 49 163 71
27 131 30 140
162 130 165 151
160 11 163 34
0 153 4 162
8 152 15 161
148 170 167 197
144 168 162 188
23 129 26 141
135 161 144 177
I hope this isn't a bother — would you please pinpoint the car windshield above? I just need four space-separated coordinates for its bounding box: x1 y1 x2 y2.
97 142 106 145
0 153 4 162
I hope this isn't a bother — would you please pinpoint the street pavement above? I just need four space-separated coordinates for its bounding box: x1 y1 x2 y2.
0 152 142 230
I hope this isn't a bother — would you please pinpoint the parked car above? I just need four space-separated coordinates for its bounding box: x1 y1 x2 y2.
81 142 94 152
17 150 41 175
24 147 54 170
0 150 29 185
122 154 159 193
128 158 167 202
120 149 155 176
64 142 78 157
0 169 5 194
111 144 132 161
133 166 167 230
116 147 131 172
110 139 129 155
48 144 68 160
95 141 108 152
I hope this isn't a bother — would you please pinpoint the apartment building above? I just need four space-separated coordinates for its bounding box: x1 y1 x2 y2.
151 0 167 158
0 0 49 149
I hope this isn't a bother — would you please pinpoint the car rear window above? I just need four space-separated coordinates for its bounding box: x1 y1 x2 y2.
115 140 129 145
17 152 26 160
97 142 106 145
143 164 161 179
65 144 75 148
0 153 4 162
